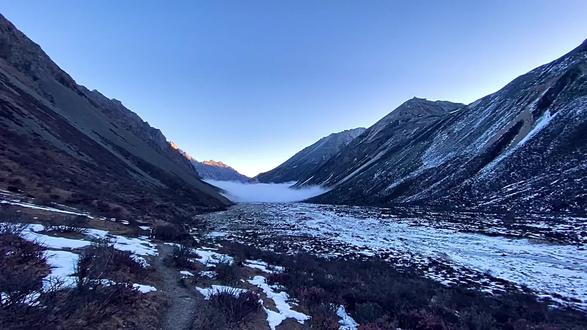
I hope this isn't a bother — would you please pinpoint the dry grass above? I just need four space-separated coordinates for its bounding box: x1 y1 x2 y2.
217 241 587 330
192 289 262 330
0 228 162 330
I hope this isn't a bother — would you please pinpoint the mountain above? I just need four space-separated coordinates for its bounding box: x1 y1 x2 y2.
192 160 250 182
165 143 249 182
296 99 462 187
255 128 366 183
301 40 587 216
0 14 231 222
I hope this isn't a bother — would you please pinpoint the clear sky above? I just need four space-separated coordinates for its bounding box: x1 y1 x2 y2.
1 1 586 177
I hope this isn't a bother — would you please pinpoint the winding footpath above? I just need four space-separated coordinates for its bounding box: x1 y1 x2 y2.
153 244 198 330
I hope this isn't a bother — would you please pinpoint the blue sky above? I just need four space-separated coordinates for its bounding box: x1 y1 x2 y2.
1 1 586 176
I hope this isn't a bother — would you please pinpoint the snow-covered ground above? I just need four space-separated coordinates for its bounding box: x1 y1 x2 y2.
337 305 359 330
196 285 248 299
243 259 284 274
0 199 93 218
200 203 587 310
5 223 157 292
248 275 310 330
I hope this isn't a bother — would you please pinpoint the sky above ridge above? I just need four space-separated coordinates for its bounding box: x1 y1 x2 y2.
1 0 586 176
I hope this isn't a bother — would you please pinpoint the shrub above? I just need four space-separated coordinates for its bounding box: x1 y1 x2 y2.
0 229 48 308
29 240 158 329
354 302 386 324
0 223 26 235
0 227 50 328
152 223 190 241
192 302 228 329
167 244 199 269
210 290 261 323
71 215 90 227
215 260 241 285
298 286 331 307
216 241 587 330
192 289 261 329
77 239 146 284
460 308 497 330
307 303 339 330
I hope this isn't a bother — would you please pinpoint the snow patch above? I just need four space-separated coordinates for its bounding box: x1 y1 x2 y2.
194 248 234 267
244 259 284 274
248 275 310 329
133 283 157 293
44 250 79 288
196 285 248 299
8 223 158 289
0 200 93 218
198 270 217 278
337 305 359 330
518 110 554 146
207 231 227 238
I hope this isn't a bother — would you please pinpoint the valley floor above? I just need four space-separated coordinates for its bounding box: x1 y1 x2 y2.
1 192 586 329
197 203 587 311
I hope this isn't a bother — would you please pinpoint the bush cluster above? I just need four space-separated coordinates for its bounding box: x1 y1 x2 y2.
192 289 261 329
152 223 190 242
167 244 199 269
77 239 147 284
214 259 241 285
217 241 587 330
0 229 160 329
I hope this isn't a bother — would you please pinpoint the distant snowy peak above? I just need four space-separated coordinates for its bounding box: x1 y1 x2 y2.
202 160 231 168
151 137 247 183
191 159 249 182
169 141 195 161
255 127 366 183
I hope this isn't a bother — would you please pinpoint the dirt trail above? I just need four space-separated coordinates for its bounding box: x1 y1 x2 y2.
153 243 198 330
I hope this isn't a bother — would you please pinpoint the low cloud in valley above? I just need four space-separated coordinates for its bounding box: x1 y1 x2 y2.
206 180 326 203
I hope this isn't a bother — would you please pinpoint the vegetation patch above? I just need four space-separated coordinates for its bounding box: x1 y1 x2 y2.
217 241 587 330
165 243 201 270
0 226 161 329
192 289 262 329
78 239 149 284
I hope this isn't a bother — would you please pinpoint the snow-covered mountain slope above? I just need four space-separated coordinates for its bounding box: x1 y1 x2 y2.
303 40 587 216
255 127 365 183
192 160 250 182
0 14 230 221
297 99 462 188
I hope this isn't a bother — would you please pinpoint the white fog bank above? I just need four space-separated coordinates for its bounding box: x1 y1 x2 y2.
206 180 327 203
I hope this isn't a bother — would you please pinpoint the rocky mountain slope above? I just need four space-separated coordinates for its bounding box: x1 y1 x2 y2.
255 127 365 183
0 14 230 222
191 160 249 182
301 40 587 216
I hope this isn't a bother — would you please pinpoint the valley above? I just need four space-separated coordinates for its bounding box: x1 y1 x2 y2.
2 192 587 329
198 202 587 311
0 6 586 330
